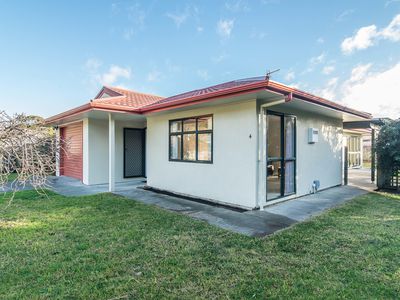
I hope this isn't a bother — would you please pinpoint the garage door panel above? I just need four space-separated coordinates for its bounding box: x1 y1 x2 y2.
60 122 83 181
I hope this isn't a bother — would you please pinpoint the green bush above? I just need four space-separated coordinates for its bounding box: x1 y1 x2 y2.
376 119 400 188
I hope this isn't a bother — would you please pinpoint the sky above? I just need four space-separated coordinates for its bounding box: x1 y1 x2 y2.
1 0 400 119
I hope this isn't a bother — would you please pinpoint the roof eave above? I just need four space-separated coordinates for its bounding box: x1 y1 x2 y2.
138 81 269 113
266 81 372 119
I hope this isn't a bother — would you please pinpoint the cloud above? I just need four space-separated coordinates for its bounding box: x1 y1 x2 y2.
127 3 146 28
225 0 250 12
303 52 326 74
166 5 200 29
123 28 135 41
310 52 326 65
112 3 147 40
250 29 267 40
197 69 210 81
385 0 400 7
85 58 102 70
84 59 131 90
336 9 355 22
166 11 189 28
317 77 339 100
147 70 161 82
317 37 324 44
348 63 372 83
341 14 400 54
341 25 378 54
212 52 229 63
100 65 131 86
197 26 204 32
380 14 400 41
284 71 295 81
322 65 335 75
341 63 400 118
216 19 234 38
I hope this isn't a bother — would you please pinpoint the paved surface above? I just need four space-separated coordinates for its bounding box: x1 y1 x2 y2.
259 185 367 222
348 168 377 191
6 175 372 237
47 176 146 197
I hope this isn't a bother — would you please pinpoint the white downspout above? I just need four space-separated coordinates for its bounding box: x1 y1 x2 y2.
257 99 285 210
108 113 115 192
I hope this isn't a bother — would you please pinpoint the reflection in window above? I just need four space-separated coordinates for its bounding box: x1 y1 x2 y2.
169 115 213 163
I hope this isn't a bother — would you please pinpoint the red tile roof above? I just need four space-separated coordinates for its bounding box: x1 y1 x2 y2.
150 77 264 106
45 77 372 124
94 86 164 109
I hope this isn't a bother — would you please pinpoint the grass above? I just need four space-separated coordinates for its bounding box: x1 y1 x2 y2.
363 161 372 169
1 191 400 299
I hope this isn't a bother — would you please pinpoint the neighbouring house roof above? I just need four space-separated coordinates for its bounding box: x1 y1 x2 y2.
45 86 164 123
96 86 164 109
45 76 372 124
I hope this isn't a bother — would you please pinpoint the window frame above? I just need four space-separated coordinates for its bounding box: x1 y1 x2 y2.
169 114 213 164
266 110 297 201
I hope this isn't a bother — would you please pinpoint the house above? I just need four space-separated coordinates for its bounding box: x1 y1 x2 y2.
45 76 371 210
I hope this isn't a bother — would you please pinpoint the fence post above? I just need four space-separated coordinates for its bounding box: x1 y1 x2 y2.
344 146 348 185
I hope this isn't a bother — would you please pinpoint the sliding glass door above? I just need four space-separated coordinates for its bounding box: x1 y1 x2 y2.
266 111 296 201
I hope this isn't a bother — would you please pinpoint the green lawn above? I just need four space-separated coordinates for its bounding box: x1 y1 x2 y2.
1 191 399 299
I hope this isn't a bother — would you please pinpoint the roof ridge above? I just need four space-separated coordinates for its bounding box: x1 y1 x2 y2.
93 95 126 102
105 85 164 99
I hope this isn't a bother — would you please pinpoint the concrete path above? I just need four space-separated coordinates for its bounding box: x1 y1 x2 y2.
115 187 297 237
38 176 368 237
258 185 367 222
5 176 370 237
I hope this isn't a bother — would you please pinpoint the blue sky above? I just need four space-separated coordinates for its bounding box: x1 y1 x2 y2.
1 0 400 118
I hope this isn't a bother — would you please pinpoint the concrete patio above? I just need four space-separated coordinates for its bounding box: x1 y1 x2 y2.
32 175 371 237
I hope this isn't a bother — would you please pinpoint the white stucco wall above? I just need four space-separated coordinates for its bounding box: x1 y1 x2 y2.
86 118 146 185
146 100 258 209
265 105 343 198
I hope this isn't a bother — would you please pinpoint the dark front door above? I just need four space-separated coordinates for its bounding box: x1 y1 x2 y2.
124 128 145 177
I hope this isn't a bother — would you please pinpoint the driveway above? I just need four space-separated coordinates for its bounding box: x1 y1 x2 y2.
27 176 369 237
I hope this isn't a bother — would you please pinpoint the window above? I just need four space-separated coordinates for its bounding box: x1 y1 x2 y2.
169 115 213 163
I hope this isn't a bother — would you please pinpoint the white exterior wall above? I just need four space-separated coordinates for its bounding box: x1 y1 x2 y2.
296 112 343 194
86 118 146 185
146 100 258 209
265 105 343 197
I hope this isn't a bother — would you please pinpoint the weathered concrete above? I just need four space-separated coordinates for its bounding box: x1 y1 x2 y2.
6 175 370 237
43 176 297 236
258 185 368 222
116 187 297 237
47 176 144 197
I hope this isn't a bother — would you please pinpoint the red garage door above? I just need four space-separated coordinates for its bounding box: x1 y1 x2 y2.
60 122 83 181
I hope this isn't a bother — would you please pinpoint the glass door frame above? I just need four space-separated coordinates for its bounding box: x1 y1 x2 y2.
266 110 297 201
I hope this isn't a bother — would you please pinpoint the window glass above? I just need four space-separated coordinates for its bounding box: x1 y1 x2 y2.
169 115 213 163
170 135 182 160
198 133 212 161
183 119 196 132
170 121 182 133
198 116 212 131
267 115 281 159
284 116 295 158
267 161 281 200
284 161 295 194
183 134 196 160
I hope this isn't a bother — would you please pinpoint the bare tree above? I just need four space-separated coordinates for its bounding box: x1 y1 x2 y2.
0 111 62 204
